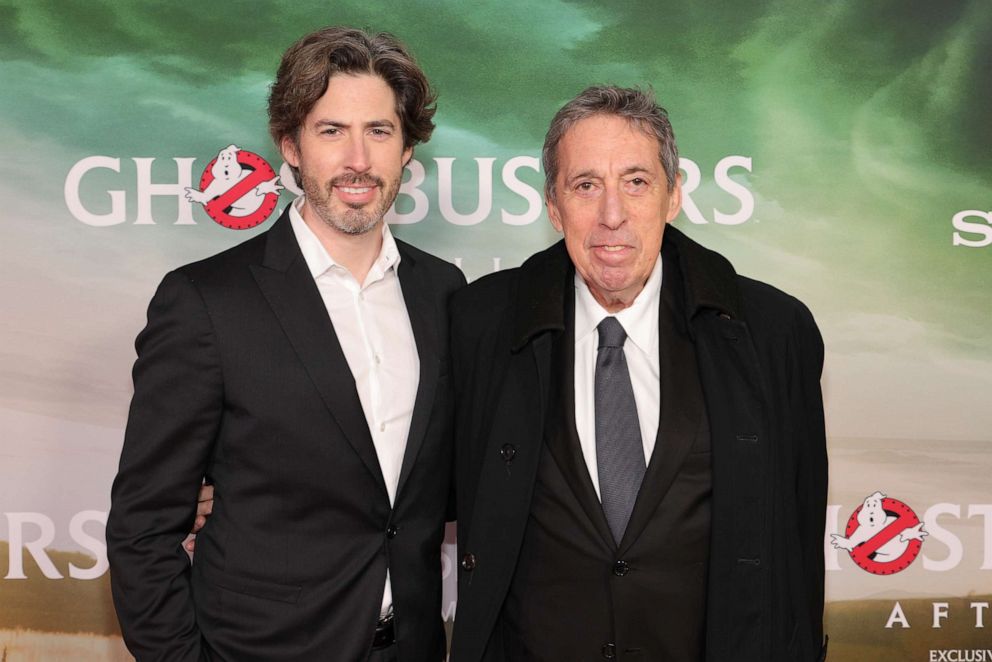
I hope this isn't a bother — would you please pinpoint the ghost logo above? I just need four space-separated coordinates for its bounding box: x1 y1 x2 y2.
832 491 928 575
185 145 283 229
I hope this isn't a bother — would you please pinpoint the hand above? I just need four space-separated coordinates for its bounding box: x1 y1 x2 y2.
184 187 209 204
829 533 854 552
255 177 284 196
183 484 214 553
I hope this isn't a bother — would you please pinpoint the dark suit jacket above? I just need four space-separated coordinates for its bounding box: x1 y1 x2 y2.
107 209 465 662
448 227 828 662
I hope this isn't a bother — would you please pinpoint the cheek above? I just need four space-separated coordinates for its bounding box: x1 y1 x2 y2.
374 144 408 169
563 229 587 257
631 211 665 245
559 202 599 234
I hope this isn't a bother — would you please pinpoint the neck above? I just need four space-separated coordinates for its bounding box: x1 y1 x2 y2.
301 203 383 284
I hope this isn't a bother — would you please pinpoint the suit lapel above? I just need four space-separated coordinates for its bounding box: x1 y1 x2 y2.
250 212 387 497
619 252 705 555
544 289 617 551
394 245 439 501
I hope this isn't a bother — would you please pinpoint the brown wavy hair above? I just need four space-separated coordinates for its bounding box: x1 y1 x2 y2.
268 27 437 184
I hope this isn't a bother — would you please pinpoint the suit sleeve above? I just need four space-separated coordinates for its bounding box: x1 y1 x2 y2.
106 269 223 662
792 302 828 657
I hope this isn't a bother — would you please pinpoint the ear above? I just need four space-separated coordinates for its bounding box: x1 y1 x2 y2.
280 135 300 169
664 172 683 223
546 192 564 234
402 145 414 168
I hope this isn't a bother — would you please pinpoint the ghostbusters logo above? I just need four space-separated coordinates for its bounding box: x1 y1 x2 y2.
185 145 282 229
832 491 928 575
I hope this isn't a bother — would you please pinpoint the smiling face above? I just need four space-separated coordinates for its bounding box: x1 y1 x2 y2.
281 73 412 236
547 114 682 312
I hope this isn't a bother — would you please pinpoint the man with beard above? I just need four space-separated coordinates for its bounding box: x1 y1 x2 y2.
107 27 464 662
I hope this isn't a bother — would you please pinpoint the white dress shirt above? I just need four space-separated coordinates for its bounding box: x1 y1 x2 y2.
573 255 662 500
289 197 419 617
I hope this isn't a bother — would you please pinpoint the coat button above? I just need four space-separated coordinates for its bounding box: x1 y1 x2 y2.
385 525 398 539
612 560 629 577
461 553 477 572
500 444 516 462
601 643 616 658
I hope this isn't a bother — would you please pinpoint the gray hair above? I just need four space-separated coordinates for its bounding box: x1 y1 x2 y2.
542 85 679 202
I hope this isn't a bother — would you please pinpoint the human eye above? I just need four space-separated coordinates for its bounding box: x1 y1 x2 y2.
624 176 650 193
320 126 341 136
573 180 600 197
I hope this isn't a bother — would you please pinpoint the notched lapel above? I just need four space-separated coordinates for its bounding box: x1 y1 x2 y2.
394 252 440 501
543 310 617 552
619 277 706 555
250 215 387 497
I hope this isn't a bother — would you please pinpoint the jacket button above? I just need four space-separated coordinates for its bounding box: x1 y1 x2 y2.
612 560 629 577
601 643 616 658
385 525 398 539
461 553 477 571
500 444 516 462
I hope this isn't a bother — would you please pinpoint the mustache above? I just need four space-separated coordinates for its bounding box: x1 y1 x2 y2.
329 174 384 188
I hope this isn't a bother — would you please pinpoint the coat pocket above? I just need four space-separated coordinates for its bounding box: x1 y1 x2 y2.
208 568 302 604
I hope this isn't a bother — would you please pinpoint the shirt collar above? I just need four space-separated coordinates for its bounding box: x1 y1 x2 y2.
574 254 663 355
288 195 401 282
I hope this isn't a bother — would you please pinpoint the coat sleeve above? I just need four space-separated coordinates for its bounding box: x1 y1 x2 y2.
444 266 468 523
447 284 489 536
448 290 473 529
106 269 223 662
792 302 828 657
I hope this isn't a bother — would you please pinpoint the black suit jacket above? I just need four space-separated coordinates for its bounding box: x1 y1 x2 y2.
498 255 713 660
449 227 828 662
107 209 465 662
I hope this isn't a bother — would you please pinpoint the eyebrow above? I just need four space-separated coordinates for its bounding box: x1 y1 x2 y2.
619 165 653 177
565 164 653 184
313 119 397 130
566 169 598 184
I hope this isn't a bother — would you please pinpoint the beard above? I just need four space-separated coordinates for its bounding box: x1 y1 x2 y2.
301 171 401 236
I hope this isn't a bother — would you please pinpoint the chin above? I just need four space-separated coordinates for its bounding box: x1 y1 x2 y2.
592 268 635 290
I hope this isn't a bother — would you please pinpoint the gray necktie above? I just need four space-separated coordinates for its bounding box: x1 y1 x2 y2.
595 316 646 545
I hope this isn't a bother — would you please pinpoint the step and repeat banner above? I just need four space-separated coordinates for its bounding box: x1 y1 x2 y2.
1 1 990 660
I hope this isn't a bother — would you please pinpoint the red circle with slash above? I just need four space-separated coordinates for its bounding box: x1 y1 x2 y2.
844 497 923 575
197 150 279 230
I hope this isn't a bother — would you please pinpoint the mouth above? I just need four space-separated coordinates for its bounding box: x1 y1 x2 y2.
591 244 634 264
332 181 380 205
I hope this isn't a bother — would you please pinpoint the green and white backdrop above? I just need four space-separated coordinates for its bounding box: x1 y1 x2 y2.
1 1 990 660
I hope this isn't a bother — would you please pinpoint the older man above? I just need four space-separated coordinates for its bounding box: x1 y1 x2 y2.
448 86 827 662
107 27 463 661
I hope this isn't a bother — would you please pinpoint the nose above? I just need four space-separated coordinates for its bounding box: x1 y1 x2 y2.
601 182 625 229
344 134 371 172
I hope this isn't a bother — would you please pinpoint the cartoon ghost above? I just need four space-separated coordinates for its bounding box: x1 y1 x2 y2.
185 145 282 217
831 491 927 562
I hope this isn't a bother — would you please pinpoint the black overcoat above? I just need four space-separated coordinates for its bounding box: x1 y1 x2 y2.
449 227 828 662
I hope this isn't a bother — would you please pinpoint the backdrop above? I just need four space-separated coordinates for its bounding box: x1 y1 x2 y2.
1 1 990 660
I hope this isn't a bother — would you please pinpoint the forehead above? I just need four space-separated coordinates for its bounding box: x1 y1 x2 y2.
556 114 661 176
309 72 400 119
